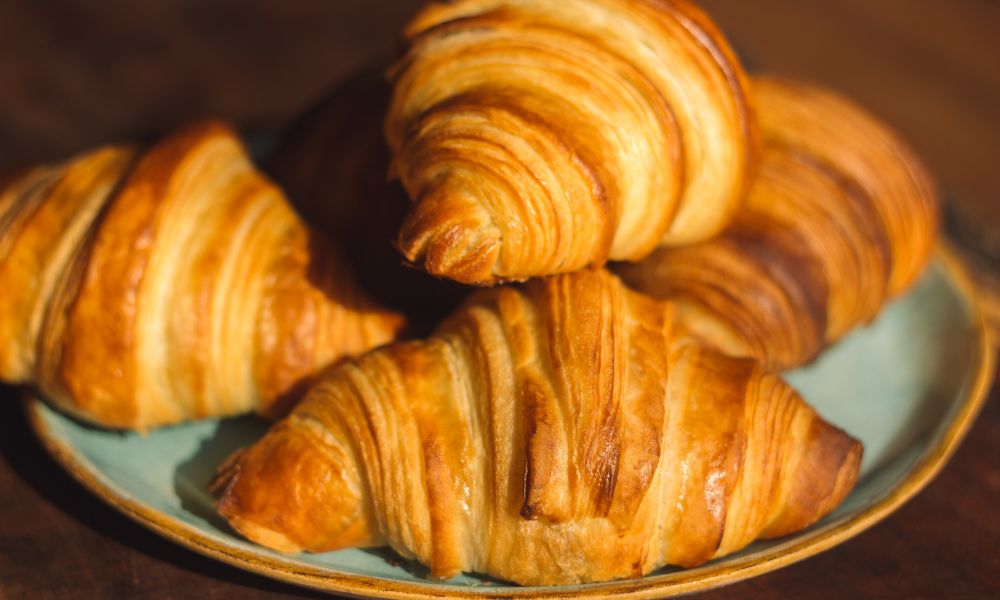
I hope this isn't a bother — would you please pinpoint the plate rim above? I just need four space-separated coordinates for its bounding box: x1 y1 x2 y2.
24 249 996 599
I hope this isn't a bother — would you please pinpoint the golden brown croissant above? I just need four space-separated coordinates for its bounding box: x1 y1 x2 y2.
212 269 861 585
0 121 404 429
617 77 939 370
385 0 758 284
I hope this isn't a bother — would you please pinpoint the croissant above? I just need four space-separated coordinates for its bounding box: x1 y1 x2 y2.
212 269 861 585
0 121 404 429
385 0 758 284
617 77 939 370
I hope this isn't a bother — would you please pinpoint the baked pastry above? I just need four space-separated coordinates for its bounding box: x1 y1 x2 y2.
385 0 758 284
0 121 404 429
268 70 470 327
617 77 939 370
212 269 861 585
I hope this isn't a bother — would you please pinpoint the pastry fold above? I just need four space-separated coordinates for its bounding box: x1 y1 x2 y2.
0 121 404 428
213 269 861 585
386 0 758 284
618 77 939 369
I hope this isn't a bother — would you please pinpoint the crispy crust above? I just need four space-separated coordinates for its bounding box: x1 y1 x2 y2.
386 0 757 283
215 270 862 585
618 76 939 370
0 122 404 429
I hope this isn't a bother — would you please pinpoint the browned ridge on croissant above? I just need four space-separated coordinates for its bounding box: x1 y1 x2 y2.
618 76 939 370
386 0 759 284
212 269 861 585
0 121 404 429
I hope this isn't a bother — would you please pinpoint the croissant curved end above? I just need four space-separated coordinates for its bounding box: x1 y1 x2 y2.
398 182 503 285
211 419 379 554
211 450 303 554
763 416 863 539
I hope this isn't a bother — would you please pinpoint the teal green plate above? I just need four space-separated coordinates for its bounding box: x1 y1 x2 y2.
26 254 994 599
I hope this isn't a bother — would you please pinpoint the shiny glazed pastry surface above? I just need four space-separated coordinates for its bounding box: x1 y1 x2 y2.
0 122 404 429
618 76 939 370
212 269 861 585
386 0 758 284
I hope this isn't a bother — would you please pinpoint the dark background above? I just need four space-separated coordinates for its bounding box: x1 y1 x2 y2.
0 1 997 598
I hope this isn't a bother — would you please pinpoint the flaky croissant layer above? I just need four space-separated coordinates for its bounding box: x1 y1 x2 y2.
387 0 758 284
213 270 860 585
618 76 939 370
0 122 404 429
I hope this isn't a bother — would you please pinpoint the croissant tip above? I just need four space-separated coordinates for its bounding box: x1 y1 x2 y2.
208 451 309 554
834 435 864 504
399 219 501 285
763 419 863 539
208 448 246 499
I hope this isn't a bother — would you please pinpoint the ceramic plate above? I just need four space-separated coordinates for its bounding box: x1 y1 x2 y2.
27 253 994 599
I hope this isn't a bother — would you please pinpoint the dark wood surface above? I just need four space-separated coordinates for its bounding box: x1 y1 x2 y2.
0 1 997 598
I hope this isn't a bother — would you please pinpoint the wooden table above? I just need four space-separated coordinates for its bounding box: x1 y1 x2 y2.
1 1 997 597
